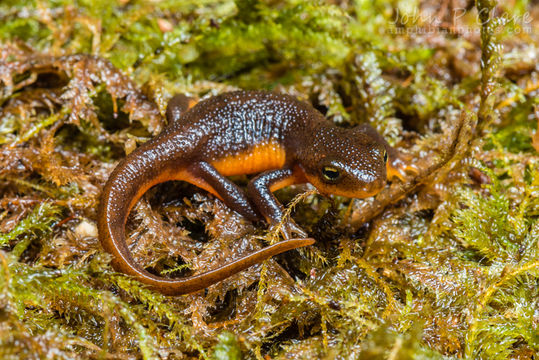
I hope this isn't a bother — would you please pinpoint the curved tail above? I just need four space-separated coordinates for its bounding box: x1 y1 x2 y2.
97 141 314 296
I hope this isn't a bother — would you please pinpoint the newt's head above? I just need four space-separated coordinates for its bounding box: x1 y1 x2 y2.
297 126 387 198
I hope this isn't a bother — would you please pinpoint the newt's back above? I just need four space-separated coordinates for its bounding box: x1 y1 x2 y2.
171 91 325 165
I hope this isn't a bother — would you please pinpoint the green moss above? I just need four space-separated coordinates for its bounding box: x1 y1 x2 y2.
348 51 398 139
0 202 62 250
0 0 538 359
212 332 242 360
452 182 522 262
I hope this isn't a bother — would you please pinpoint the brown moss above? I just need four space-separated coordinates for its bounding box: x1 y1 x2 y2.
0 1 538 359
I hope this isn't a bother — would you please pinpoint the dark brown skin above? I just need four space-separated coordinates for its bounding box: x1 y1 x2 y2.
98 90 407 295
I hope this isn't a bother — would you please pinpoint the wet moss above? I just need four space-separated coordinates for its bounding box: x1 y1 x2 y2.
0 0 538 359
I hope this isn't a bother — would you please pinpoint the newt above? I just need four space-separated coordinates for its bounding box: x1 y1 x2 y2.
97 91 408 295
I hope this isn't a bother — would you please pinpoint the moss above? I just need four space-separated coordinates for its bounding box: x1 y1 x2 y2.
1 0 538 359
347 51 399 141
0 202 61 251
212 332 242 360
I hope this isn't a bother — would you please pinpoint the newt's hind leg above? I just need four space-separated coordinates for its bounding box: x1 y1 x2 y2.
188 162 261 222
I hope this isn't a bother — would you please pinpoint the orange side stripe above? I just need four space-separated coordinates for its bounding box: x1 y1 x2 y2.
212 140 287 177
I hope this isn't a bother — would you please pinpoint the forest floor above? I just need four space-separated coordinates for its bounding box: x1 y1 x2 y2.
0 0 538 359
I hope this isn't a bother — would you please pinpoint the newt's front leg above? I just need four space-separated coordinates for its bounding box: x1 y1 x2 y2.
247 168 307 239
189 161 261 222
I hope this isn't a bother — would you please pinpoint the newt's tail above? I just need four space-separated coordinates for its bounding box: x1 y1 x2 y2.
97 140 314 295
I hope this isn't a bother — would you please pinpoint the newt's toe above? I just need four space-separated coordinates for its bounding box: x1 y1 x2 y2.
387 152 418 181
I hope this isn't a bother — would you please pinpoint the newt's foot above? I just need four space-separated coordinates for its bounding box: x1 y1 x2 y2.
271 218 308 239
387 151 419 181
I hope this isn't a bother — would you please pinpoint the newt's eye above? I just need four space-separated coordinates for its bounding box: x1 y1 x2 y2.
383 150 388 164
322 166 341 182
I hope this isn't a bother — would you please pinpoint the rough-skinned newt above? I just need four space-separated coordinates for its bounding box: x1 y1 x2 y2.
98 90 408 295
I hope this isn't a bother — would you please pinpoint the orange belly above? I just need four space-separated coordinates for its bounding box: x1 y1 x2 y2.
211 140 287 177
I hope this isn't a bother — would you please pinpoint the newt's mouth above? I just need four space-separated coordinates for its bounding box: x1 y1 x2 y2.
308 176 385 199
348 182 385 199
